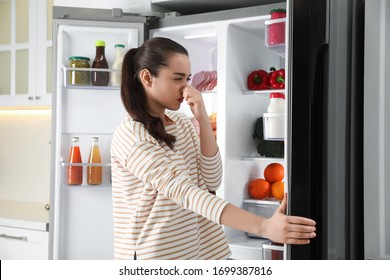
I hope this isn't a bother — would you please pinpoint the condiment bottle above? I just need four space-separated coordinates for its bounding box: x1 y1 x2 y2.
87 137 102 185
68 137 83 185
91 40 109 86
110 44 125 86
266 92 285 139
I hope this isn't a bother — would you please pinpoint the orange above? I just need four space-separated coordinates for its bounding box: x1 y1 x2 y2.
248 178 271 199
264 163 284 183
271 181 284 201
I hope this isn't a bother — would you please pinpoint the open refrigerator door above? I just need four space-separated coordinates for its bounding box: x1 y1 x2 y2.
50 16 145 259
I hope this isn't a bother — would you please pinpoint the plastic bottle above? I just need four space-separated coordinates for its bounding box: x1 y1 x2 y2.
266 92 285 139
87 137 102 185
110 44 125 86
267 92 285 113
91 40 109 86
68 137 83 185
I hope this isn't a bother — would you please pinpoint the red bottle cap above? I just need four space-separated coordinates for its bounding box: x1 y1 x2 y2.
270 92 285 99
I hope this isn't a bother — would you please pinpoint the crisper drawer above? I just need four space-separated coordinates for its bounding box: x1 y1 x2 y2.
262 241 284 260
243 199 279 238
0 225 49 260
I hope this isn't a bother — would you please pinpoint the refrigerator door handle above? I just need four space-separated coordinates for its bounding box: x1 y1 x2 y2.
310 43 328 105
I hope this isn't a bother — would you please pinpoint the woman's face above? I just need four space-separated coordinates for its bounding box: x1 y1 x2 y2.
145 53 191 116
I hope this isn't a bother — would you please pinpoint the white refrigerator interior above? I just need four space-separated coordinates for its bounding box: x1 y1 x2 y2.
149 3 287 260
51 2 288 260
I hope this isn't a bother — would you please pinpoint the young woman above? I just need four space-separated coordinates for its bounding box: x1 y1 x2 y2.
111 37 316 260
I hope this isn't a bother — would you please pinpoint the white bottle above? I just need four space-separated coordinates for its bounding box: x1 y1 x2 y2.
110 44 125 86
266 92 285 139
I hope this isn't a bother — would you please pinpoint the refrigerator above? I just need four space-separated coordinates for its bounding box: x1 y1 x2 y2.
49 0 366 260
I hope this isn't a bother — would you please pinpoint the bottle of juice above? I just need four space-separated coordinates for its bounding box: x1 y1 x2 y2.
68 137 83 185
87 137 102 185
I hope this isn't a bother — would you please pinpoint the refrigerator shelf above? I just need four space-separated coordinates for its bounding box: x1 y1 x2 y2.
241 156 284 161
242 89 285 96
60 162 111 167
243 198 280 206
62 85 120 90
264 18 286 58
62 184 112 188
62 66 121 89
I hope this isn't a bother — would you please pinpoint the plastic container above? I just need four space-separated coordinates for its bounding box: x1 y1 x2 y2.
262 242 284 260
110 44 125 86
87 137 102 185
263 92 285 140
267 8 286 46
68 56 90 86
243 199 279 238
91 40 109 86
68 137 83 185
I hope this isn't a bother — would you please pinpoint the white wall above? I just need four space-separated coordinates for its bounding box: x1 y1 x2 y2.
0 110 51 204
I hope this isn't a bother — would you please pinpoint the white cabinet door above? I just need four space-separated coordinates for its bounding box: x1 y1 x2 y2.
0 226 49 260
0 0 52 108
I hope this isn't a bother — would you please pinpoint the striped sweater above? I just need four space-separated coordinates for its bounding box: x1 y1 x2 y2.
110 111 231 260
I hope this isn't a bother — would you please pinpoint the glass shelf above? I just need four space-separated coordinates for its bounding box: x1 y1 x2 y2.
241 156 284 161
243 198 280 205
242 89 285 96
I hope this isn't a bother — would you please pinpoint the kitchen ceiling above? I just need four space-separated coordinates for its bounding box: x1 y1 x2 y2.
151 0 284 15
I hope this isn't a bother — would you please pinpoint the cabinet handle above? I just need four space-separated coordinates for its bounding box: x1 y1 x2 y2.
0 233 28 241
35 96 41 100
28 96 34 100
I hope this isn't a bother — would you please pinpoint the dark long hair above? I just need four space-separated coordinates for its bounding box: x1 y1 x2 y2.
121 37 189 149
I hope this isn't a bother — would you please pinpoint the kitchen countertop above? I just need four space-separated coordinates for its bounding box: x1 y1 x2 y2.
0 200 49 231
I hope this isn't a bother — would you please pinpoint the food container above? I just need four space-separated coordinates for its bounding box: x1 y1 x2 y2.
243 199 279 238
265 9 286 47
262 242 284 260
263 112 285 140
68 56 90 86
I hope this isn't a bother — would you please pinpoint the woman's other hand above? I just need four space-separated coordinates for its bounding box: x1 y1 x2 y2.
182 85 208 122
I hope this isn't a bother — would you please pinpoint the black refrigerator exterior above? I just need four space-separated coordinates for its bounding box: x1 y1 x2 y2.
288 0 365 259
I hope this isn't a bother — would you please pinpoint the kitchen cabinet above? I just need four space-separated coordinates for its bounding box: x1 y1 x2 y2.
0 226 49 260
0 200 50 260
0 0 53 108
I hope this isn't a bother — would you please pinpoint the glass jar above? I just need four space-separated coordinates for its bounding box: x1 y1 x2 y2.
68 56 90 86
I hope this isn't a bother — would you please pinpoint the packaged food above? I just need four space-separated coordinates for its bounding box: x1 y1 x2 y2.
68 56 90 86
267 8 286 46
